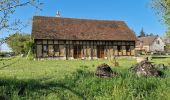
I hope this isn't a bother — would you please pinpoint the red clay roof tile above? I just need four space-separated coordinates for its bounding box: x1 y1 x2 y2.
32 16 136 41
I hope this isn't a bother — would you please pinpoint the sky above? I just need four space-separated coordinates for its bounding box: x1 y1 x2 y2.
0 0 167 51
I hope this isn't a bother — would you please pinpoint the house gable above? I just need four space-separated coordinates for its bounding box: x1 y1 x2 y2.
150 37 165 52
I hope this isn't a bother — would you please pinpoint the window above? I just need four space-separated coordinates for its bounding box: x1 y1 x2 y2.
43 45 48 52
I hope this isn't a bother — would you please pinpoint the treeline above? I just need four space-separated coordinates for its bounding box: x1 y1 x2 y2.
138 28 156 38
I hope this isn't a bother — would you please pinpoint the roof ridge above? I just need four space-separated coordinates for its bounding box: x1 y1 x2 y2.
138 36 157 38
33 16 125 22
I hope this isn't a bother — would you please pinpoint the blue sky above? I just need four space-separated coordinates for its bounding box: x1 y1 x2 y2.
0 0 167 51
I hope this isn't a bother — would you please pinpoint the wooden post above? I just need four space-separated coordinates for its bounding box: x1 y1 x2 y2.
122 46 126 56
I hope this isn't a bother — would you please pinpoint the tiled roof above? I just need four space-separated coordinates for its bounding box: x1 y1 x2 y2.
32 16 136 41
136 36 157 46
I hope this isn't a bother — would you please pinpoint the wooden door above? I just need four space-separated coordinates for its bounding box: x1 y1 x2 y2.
97 46 104 58
74 45 82 59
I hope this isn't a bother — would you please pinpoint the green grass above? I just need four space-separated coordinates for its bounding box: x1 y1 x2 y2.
0 57 170 100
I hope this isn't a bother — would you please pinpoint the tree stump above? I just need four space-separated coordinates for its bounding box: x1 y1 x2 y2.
130 61 164 77
95 63 118 78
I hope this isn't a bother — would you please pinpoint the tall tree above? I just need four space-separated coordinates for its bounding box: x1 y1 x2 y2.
139 28 146 37
0 0 42 33
151 0 170 38
6 33 33 55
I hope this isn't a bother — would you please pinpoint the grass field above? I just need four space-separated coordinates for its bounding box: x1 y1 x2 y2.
0 57 170 100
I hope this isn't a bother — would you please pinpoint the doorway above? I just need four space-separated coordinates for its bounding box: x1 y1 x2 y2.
97 45 105 58
74 45 82 59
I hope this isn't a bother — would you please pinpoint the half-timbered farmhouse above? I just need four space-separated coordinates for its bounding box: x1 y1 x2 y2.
32 16 136 60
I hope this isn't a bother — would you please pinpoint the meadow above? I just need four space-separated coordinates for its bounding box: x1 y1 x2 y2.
0 57 170 100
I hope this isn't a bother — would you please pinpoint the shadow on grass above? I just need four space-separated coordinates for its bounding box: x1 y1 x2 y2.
0 68 163 99
0 69 94 99
152 56 170 59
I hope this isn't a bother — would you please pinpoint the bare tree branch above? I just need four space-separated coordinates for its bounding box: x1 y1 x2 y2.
0 2 30 12
159 1 167 9
0 0 42 33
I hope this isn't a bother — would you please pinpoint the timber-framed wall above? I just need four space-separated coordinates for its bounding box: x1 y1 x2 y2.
34 39 135 60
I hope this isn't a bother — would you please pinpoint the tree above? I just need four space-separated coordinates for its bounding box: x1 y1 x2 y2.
6 33 33 55
0 0 42 33
151 0 170 38
139 28 146 37
0 38 6 52
165 43 170 52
